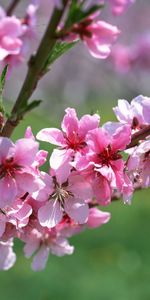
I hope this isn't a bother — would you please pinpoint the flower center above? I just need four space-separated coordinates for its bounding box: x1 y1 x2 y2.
0 157 22 179
51 182 73 205
98 145 122 166
65 133 86 151
72 19 93 39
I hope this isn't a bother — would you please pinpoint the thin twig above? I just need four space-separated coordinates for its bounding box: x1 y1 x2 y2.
126 125 150 149
6 0 21 16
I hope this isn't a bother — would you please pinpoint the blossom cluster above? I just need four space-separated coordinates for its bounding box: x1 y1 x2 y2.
111 34 150 73
0 2 38 71
0 0 136 72
0 95 149 271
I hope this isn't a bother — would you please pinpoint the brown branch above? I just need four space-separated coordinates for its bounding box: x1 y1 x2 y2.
126 125 150 149
1 1 69 138
6 0 21 16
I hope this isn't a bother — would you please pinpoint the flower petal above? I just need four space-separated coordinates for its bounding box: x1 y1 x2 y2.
38 200 63 228
36 128 65 146
64 197 89 224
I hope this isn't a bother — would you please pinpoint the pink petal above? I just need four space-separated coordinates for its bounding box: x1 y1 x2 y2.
36 128 65 146
15 203 32 220
0 239 16 270
14 138 39 166
87 208 111 228
0 217 6 237
113 99 131 123
24 239 40 258
84 37 111 59
32 172 54 202
64 197 89 224
16 172 45 194
92 176 111 206
24 126 35 140
32 245 49 271
0 137 14 163
79 114 100 138
61 108 79 137
0 17 22 37
69 174 93 200
0 47 9 60
86 128 109 153
50 149 73 184
50 237 74 256
34 150 48 167
1 36 22 53
112 124 131 151
0 177 17 208
38 200 63 228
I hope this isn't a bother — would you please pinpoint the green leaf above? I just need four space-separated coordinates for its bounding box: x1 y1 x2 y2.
65 4 104 28
15 100 42 120
43 41 77 73
0 65 8 113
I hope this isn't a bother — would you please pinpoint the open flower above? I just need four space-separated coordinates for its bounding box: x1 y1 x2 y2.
24 227 74 271
0 137 44 209
37 108 100 181
113 96 150 131
32 170 92 228
109 0 135 15
0 8 23 62
75 124 131 204
65 15 120 59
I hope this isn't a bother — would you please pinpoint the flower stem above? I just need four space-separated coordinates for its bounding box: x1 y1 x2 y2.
6 0 21 16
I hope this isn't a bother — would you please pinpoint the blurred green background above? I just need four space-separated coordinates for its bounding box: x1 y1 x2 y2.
0 110 149 300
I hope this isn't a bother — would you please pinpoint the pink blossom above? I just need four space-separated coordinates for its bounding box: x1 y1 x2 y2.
75 124 131 204
0 9 23 62
109 0 135 15
113 96 150 130
0 4 38 71
37 108 100 180
32 171 92 228
24 127 48 169
111 35 150 73
83 21 120 59
87 208 111 228
132 34 150 71
68 17 120 59
7 199 32 229
127 140 150 188
0 239 16 270
0 198 32 239
56 214 85 237
0 137 44 209
23 227 74 271
21 3 39 38
122 173 134 204
110 45 133 73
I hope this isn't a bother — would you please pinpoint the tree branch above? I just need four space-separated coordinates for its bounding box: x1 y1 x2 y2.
6 0 21 16
1 1 69 138
126 125 150 149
